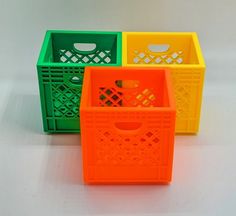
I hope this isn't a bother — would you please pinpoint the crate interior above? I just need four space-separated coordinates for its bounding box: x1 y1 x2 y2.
43 32 119 64
126 34 199 65
86 68 171 108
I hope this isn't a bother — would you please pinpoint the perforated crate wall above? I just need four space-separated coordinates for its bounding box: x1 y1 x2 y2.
80 67 176 184
37 30 122 133
122 32 205 133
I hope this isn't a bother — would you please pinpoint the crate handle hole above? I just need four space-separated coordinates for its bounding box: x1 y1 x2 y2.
73 43 97 54
70 76 81 85
148 44 170 53
114 122 142 131
115 80 140 89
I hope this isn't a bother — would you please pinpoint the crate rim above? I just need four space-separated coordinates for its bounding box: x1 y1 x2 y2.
122 32 205 67
80 107 176 112
80 66 176 111
37 30 122 66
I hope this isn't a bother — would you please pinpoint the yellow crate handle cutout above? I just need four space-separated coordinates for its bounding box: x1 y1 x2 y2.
148 44 170 53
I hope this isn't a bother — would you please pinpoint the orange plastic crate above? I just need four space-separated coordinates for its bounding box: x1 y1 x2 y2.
80 67 176 184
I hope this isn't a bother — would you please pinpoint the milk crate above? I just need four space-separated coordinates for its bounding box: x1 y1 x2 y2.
80 67 176 184
37 30 122 133
122 32 205 133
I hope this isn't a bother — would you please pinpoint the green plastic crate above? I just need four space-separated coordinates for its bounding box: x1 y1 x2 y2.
37 30 122 133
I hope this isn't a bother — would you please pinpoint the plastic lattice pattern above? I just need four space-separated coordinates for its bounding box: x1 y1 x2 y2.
99 87 157 107
52 84 81 118
38 66 84 132
174 85 191 118
60 49 111 64
133 50 184 64
96 129 161 166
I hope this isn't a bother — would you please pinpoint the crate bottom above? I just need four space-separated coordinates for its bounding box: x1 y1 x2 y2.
43 118 80 133
175 118 200 134
84 166 172 184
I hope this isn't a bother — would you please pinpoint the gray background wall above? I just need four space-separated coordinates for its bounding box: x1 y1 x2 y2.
0 0 235 81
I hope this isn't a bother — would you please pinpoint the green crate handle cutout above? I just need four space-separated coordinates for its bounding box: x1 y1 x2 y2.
68 76 83 87
73 43 97 54
70 76 81 84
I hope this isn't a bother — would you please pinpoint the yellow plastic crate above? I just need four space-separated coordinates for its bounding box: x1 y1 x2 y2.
122 32 206 133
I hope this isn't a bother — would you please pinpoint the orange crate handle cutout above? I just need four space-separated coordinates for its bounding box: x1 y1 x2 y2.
115 79 140 89
114 122 143 135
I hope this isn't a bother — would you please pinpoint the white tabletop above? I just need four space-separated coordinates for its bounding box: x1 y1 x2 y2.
1 77 236 216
